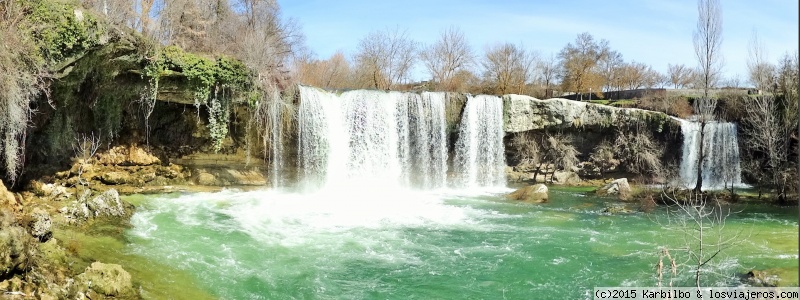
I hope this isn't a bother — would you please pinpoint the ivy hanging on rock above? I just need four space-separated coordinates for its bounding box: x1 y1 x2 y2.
142 45 253 152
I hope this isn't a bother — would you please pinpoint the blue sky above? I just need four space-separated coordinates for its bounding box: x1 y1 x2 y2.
281 0 798 83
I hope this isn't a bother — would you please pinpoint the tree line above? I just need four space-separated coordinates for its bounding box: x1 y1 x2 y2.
80 0 303 89
291 26 796 100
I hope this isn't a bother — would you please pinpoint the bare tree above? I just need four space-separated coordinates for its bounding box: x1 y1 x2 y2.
599 50 623 93
617 61 652 90
668 64 694 89
544 134 579 182
690 0 723 191
741 52 799 202
742 96 787 195
590 140 618 175
511 132 542 180
353 27 417 90
693 0 724 97
656 191 741 287
72 133 101 187
559 32 610 100
482 42 537 95
536 54 559 97
614 125 665 178
293 51 353 89
691 96 718 192
420 26 474 91
746 30 775 92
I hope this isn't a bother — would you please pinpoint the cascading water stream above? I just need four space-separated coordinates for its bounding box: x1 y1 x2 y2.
678 118 744 189
296 86 453 191
454 94 506 188
266 89 284 188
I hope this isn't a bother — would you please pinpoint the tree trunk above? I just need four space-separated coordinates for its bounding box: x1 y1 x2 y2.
694 122 705 192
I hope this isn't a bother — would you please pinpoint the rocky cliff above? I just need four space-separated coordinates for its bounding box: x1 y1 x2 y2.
502 94 677 133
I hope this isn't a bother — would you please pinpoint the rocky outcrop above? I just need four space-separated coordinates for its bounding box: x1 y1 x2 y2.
59 189 127 223
76 262 135 298
507 184 549 203
552 171 581 185
100 171 134 185
0 212 34 279
502 94 676 133
28 208 52 241
0 180 19 211
96 145 161 166
597 178 632 200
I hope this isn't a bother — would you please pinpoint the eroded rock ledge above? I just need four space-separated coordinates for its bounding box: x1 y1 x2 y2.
502 94 677 133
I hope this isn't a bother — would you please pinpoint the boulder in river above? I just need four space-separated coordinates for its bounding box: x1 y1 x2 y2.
507 184 548 203
597 178 632 200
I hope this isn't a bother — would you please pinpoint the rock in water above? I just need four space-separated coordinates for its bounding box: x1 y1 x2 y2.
598 178 632 200
76 262 134 297
507 184 549 203
88 189 125 217
602 204 635 214
744 270 780 287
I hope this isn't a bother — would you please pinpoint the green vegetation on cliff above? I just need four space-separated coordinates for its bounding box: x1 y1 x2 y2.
0 0 272 180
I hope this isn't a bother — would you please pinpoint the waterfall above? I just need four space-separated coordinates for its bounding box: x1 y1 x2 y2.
266 89 284 188
296 87 450 191
678 119 744 190
454 95 506 188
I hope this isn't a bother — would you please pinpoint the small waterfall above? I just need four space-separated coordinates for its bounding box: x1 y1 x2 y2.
454 95 506 188
296 87 449 190
266 89 284 188
678 119 743 189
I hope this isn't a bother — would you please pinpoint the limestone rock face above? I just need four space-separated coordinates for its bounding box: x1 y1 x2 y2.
192 168 267 186
96 145 160 166
502 94 674 133
100 171 133 185
507 184 549 203
76 262 134 297
598 178 632 200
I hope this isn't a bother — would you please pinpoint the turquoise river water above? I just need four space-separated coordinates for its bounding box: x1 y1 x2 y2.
125 187 798 299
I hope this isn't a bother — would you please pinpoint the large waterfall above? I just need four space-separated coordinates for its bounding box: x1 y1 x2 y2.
678 119 744 189
297 86 456 191
295 86 506 190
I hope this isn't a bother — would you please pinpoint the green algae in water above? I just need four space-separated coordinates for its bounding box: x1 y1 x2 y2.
54 195 217 300
124 189 798 299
